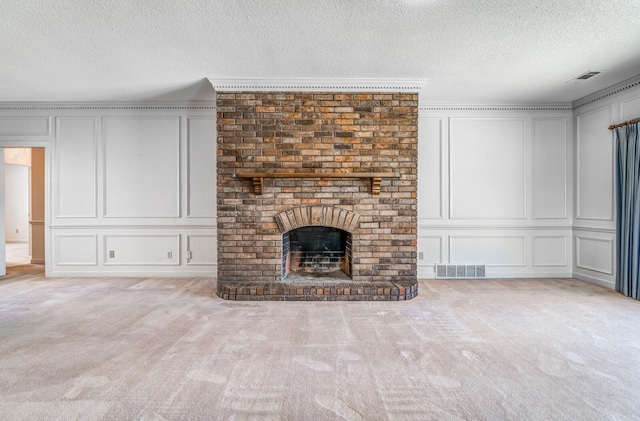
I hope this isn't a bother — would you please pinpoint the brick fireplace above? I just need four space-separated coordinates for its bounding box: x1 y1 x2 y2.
216 91 418 300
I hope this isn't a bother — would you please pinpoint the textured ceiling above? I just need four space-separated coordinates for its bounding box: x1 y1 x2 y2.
2 0 640 103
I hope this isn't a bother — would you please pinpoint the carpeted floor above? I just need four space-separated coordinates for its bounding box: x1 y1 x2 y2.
0 267 639 420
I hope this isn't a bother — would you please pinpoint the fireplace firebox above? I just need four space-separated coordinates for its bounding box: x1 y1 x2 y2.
283 227 352 280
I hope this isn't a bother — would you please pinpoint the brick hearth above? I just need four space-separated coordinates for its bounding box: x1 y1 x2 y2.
216 91 418 301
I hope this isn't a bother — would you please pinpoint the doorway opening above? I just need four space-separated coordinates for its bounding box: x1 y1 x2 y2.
2 147 46 276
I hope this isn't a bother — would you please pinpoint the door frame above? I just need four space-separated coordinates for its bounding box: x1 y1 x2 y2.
0 141 50 276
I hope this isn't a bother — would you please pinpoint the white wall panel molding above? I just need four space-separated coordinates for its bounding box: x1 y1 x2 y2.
102 116 181 218
186 117 216 218
576 105 614 221
209 78 427 92
620 93 640 121
449 235 527 267
532 118 568 219
186 235 217 266
54 234 97 266
532 236 567 267
55 117 97 218
104 234 180 266
0 117 50 136
575 236 614 275
448 118 526 219
417 235 444 264
418 117 444 219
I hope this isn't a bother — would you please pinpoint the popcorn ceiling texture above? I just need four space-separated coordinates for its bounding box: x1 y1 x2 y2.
216 92 418 296
2 0 640 102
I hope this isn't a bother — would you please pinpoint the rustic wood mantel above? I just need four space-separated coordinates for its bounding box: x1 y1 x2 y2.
233 171 401 195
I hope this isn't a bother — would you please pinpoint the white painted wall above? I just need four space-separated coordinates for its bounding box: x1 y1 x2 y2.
4 163 30 242
1 76 639 281
417 106 573 278
0 106 217 277
571 79 640 289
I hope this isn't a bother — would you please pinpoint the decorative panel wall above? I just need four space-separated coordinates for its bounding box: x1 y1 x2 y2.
450 236 526 266
576 106 614 221
620 94 640 121
103 117 180 218
0 117 50 136
104 235 180 265
532 236 567 267
418 117 442 219
576 236 614 275
54 234 97 266
187 117 216 218
56 117 97 217
532 118 567 219
186 235 217 265
449 118 526 219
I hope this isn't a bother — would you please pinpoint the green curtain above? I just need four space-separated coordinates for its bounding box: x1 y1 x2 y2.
615 122 640 299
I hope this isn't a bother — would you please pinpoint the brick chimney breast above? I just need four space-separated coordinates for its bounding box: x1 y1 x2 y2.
216 91 418 300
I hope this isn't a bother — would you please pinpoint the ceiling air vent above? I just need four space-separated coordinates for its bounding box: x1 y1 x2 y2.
568 71 602 83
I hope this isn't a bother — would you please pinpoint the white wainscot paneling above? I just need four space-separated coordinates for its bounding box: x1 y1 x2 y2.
105 235 180 265
55 234 97 265
0 117 50 136
56 117 96 217
449 118 525 219
103 117 180 218
187 118 216 218
418 117 442 219
418 235 443 264
576 107 614 221
186 235 217 265
576 236 614 275
621 93 640 121
450 236 526 266
532 236 567 267
533 119 567 218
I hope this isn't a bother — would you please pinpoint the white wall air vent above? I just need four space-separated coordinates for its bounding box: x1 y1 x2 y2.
435 264 486 279
568 71 603 83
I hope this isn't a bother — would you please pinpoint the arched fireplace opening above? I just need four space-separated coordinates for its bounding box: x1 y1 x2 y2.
282 226 352 280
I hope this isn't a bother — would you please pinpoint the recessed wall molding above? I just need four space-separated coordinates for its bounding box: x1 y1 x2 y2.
0 116 51 136
576 236 614 275
209 78 427 92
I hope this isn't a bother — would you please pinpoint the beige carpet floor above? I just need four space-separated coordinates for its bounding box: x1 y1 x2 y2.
0 267 639 420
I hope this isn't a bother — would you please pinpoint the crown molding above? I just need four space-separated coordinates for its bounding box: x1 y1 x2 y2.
0 101 216 110
208 78 427 92
572 73 640 110
419 102 572 112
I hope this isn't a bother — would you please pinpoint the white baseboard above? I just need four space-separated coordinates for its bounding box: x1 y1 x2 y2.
572 272 615 290
46 268 217 278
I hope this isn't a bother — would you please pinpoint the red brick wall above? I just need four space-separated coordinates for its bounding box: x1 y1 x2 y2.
216 92 418 283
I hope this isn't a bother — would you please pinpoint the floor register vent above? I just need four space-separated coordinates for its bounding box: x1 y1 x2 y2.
436 264 486 279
